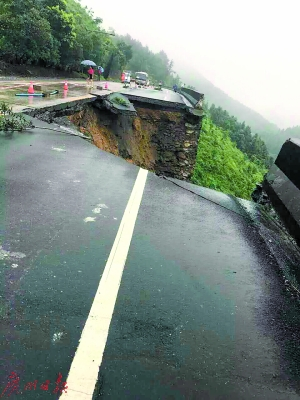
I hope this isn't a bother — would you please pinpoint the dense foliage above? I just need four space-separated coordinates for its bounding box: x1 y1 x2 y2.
115 34 181 86
0 102 33 131
192 117 267 200
0 0 131 73
180 68 300 159
208 104 272 168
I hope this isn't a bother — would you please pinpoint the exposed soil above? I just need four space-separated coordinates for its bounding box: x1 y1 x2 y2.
69 103 200 180
69 108 119 157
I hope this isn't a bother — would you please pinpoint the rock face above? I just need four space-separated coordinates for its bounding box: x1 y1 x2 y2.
69 101 203 181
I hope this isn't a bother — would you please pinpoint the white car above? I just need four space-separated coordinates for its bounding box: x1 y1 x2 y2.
135 72 149 86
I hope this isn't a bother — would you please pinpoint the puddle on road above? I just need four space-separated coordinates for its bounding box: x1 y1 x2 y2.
84 217 96 223
0 82 92 108
92 203 109 214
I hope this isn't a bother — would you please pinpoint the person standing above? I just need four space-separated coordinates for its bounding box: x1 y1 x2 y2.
97 66 102 81
124 72 131 87
87 66 94 85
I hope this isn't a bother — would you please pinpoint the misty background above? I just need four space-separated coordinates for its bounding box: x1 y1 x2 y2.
81 0 299 129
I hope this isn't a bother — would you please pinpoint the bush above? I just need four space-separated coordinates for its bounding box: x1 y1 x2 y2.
192 117 267 200
112 96 129 107
0 102 33 132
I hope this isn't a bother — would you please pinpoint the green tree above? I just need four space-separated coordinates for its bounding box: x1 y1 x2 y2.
64 0 117 70
43 0 75 68
115 34 175 84
0 0 59 65
103 40 133 78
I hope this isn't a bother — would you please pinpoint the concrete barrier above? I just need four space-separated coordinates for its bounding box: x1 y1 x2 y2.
263 138 300 245
179 88 204 108
161 87 205 109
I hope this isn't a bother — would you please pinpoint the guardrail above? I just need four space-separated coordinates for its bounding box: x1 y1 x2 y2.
161 86 205 108
180 88 204 107
263 138 300 246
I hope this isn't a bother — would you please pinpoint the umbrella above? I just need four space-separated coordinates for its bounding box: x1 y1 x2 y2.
81 60 96 67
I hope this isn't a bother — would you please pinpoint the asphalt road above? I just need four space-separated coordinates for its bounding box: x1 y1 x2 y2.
1 123 300 399
118 86 190 105
0 79 189 112
91 82 192 107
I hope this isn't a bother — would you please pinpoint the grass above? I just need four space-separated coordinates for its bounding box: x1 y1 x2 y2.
112 96 129 107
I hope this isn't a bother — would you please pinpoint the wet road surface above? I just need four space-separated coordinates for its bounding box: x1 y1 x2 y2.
1 123 300 399
0 80 188 113
118 86 189 104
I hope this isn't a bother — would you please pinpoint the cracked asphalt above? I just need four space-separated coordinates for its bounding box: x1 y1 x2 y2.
1 122 300 399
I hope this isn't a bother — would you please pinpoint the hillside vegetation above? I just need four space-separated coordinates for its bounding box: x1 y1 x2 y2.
178 67 297 158
179 67 279 134
169 67 298 158
192 117 266 200
115 34 181 86
0 0 130 74
208 104 272 168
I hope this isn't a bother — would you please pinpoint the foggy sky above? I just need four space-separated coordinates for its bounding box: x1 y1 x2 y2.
81 0 300 129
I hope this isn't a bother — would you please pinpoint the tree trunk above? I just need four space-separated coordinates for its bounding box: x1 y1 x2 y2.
103 52 115 79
